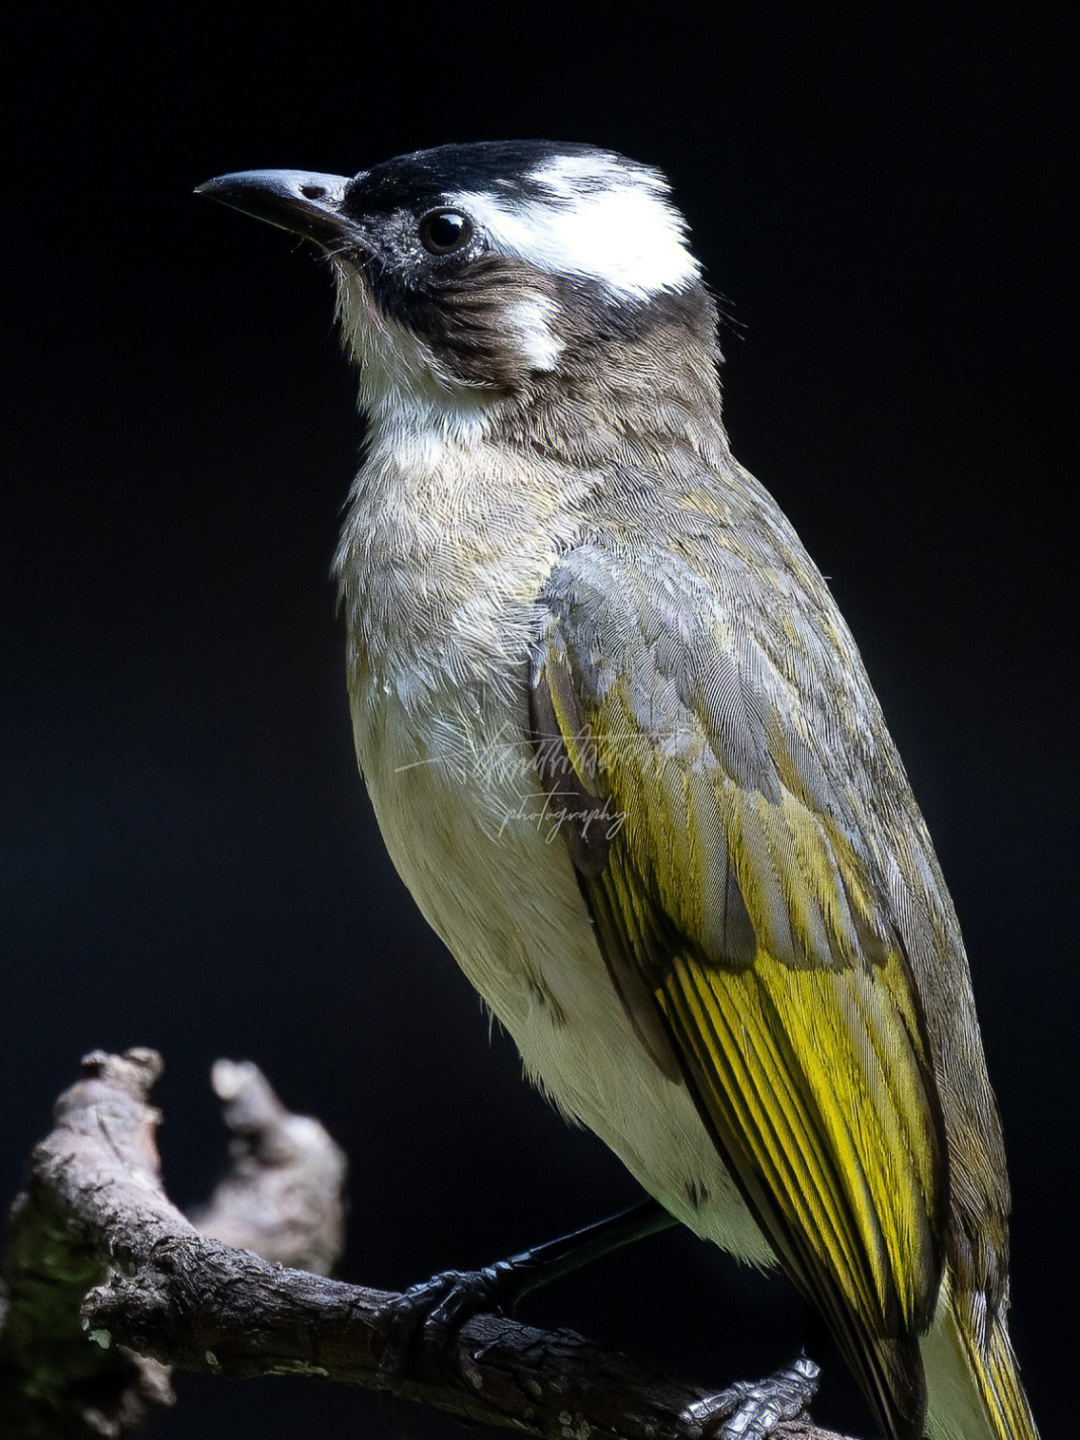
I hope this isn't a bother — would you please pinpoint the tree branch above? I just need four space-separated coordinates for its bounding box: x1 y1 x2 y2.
1 1051 858 1440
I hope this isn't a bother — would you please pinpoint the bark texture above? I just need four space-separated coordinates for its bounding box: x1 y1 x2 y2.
1 1050 858 1440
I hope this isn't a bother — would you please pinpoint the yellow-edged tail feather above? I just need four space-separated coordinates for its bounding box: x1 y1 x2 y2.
925 1276 1039 1440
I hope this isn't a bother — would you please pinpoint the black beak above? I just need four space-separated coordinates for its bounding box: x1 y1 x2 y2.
195 169 360 249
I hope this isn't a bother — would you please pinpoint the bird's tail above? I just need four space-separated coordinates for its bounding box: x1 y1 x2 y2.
923 1274 1039 1440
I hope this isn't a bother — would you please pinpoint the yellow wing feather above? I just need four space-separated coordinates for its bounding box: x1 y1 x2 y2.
532 583 948 1440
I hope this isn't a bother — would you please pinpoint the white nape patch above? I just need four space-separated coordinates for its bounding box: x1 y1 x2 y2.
506 294 564 371
449 151 700 300
332 260 501 458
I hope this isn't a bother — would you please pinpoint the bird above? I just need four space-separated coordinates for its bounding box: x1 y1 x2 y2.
197 141 1039 1440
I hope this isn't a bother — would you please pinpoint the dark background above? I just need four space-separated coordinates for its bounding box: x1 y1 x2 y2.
5 11 1072 1438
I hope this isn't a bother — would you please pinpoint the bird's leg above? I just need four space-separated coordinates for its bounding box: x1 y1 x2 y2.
374 1204 820 1438
682 1356 820 1439
373 1196 676 1376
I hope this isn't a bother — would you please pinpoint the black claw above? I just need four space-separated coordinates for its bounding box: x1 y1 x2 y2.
425 1265 503 1336
373 1267 507 1381
682 1356 820 1438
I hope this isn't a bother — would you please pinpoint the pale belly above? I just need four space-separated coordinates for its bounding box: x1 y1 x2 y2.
354 683 775 1267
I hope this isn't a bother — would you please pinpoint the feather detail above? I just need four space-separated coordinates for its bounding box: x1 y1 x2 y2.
531 543 955 1440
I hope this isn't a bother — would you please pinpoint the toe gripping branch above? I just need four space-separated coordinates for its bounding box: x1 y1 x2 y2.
684 1356 821 1438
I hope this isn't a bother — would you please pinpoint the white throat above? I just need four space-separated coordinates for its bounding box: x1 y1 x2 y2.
332 261 503 458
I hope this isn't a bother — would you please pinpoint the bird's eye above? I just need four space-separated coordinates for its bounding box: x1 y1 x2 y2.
419 209 474 255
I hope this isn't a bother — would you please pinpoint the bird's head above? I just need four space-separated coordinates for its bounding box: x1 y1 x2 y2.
197 141 720 440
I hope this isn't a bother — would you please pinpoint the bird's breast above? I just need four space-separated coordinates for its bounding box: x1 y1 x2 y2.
348 639 773 1265
335 440 770 1258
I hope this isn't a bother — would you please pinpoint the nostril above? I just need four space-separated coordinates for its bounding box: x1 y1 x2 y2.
300 185 327 200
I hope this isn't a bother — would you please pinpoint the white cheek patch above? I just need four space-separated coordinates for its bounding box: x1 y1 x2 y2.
505 295 564 372
449 152 700 301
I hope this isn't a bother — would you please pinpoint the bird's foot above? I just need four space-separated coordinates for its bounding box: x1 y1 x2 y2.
682 1356 820 1438
373 1263 512 1380
373 1202 674 1384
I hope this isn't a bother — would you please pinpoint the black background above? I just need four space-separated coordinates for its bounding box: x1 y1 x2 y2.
5 10 1073 1439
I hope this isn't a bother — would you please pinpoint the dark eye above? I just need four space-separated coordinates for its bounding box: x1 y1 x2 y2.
419 209 474 255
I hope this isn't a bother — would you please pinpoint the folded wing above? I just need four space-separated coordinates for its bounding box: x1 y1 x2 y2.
530 543 948 1440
